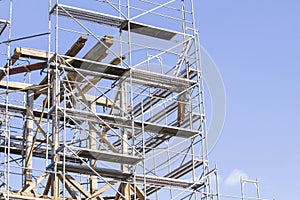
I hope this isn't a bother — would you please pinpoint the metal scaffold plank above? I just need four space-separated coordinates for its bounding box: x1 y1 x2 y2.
62 108 200 138
60 58 195 92
55 163 132 179
0 143 83 164
121 21 177 40
131 69 198 118
146 159 204 195
53 163 201 189
50 4 179 40
68 146 142 165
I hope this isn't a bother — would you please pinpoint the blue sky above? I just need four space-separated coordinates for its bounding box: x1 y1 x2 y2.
196 1 300 199
0 1 299 199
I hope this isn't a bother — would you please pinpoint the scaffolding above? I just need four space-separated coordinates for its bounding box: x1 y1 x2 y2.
0 0 227 199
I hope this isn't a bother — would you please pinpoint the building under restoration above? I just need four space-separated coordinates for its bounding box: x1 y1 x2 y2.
0 1 221 199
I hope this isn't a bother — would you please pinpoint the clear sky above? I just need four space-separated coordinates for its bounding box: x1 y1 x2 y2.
196 1 300 199
1 1 299 199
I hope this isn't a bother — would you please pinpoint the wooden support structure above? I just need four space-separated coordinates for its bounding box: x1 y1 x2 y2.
0 81 34 91
89 97 98 194
57 174 80 200
10 47 54 61
0 62 47 81
114 183 130 200
81 55 125 94
35 36 88 99
51 68 60 198
24 90 34 184
63 35 113 94
21 172 49 193
130 184 147 200
25 105 53 146
89 181 117 199
0 18 203 199
177 92 187 125
65 174 93 198
43 175 52 196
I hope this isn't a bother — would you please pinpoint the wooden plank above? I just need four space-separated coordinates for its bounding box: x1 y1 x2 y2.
0 81 33 90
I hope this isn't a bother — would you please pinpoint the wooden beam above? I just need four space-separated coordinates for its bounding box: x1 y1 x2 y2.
24 90 34 184
67 93 114 108
0 46 22 74
61 35 114 102
123 183 131 200
11 47 54 61
130 184 146 200
65 36 88 57
25 93 48 179
114 183 122 200
82 35 114 64
10 62 46 74
65 174 92 198
21 172 48 192
85 94 114 108
57 174 80 200
25 105 53 146
0 62 46 80
81 56 125 94
177 93 187 125
35 36 88 99
0 81 33 90
75 89 119 153
89 181 117 199
43 175 52 195
115 183 130 200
